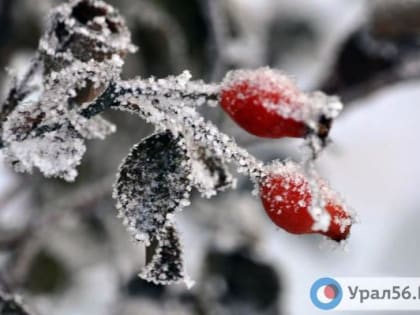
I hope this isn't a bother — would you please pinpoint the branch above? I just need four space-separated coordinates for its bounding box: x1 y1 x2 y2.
0 73 218 141
0 57 41 148
111 78 264 178
0 75 263 179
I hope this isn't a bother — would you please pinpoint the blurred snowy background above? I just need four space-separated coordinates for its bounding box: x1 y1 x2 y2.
1 0 420 314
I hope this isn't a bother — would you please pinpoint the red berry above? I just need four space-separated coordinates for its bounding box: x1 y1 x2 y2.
259 163 352 241
219 68 309 138
322 202 351 241
318 181 352 241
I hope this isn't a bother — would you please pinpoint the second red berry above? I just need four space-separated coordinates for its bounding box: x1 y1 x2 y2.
219 68 309 138
259 162 352 241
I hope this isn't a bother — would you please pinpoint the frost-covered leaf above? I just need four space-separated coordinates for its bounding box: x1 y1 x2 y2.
191 147 235 198
2 123 85 182
140 224 185 285
113 130 192 284
113 130 192 245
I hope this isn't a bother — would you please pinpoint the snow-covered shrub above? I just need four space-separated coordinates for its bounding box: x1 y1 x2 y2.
0 0 354 287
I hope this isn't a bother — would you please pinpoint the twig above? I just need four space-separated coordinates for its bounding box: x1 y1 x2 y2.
0 56 41 123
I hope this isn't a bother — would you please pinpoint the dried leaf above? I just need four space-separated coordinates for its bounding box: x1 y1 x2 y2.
140 224 184 285
113 130 191 245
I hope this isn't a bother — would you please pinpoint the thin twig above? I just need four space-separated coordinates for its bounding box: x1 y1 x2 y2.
0 56 41 122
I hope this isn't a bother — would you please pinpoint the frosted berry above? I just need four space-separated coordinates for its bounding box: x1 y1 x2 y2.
220 68 311 138
259 163 352 241
318 180 353 241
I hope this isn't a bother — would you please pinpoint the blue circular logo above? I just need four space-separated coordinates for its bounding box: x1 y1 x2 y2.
310 277 342 310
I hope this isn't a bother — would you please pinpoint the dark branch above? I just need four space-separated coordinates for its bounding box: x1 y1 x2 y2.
0 58 40 123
